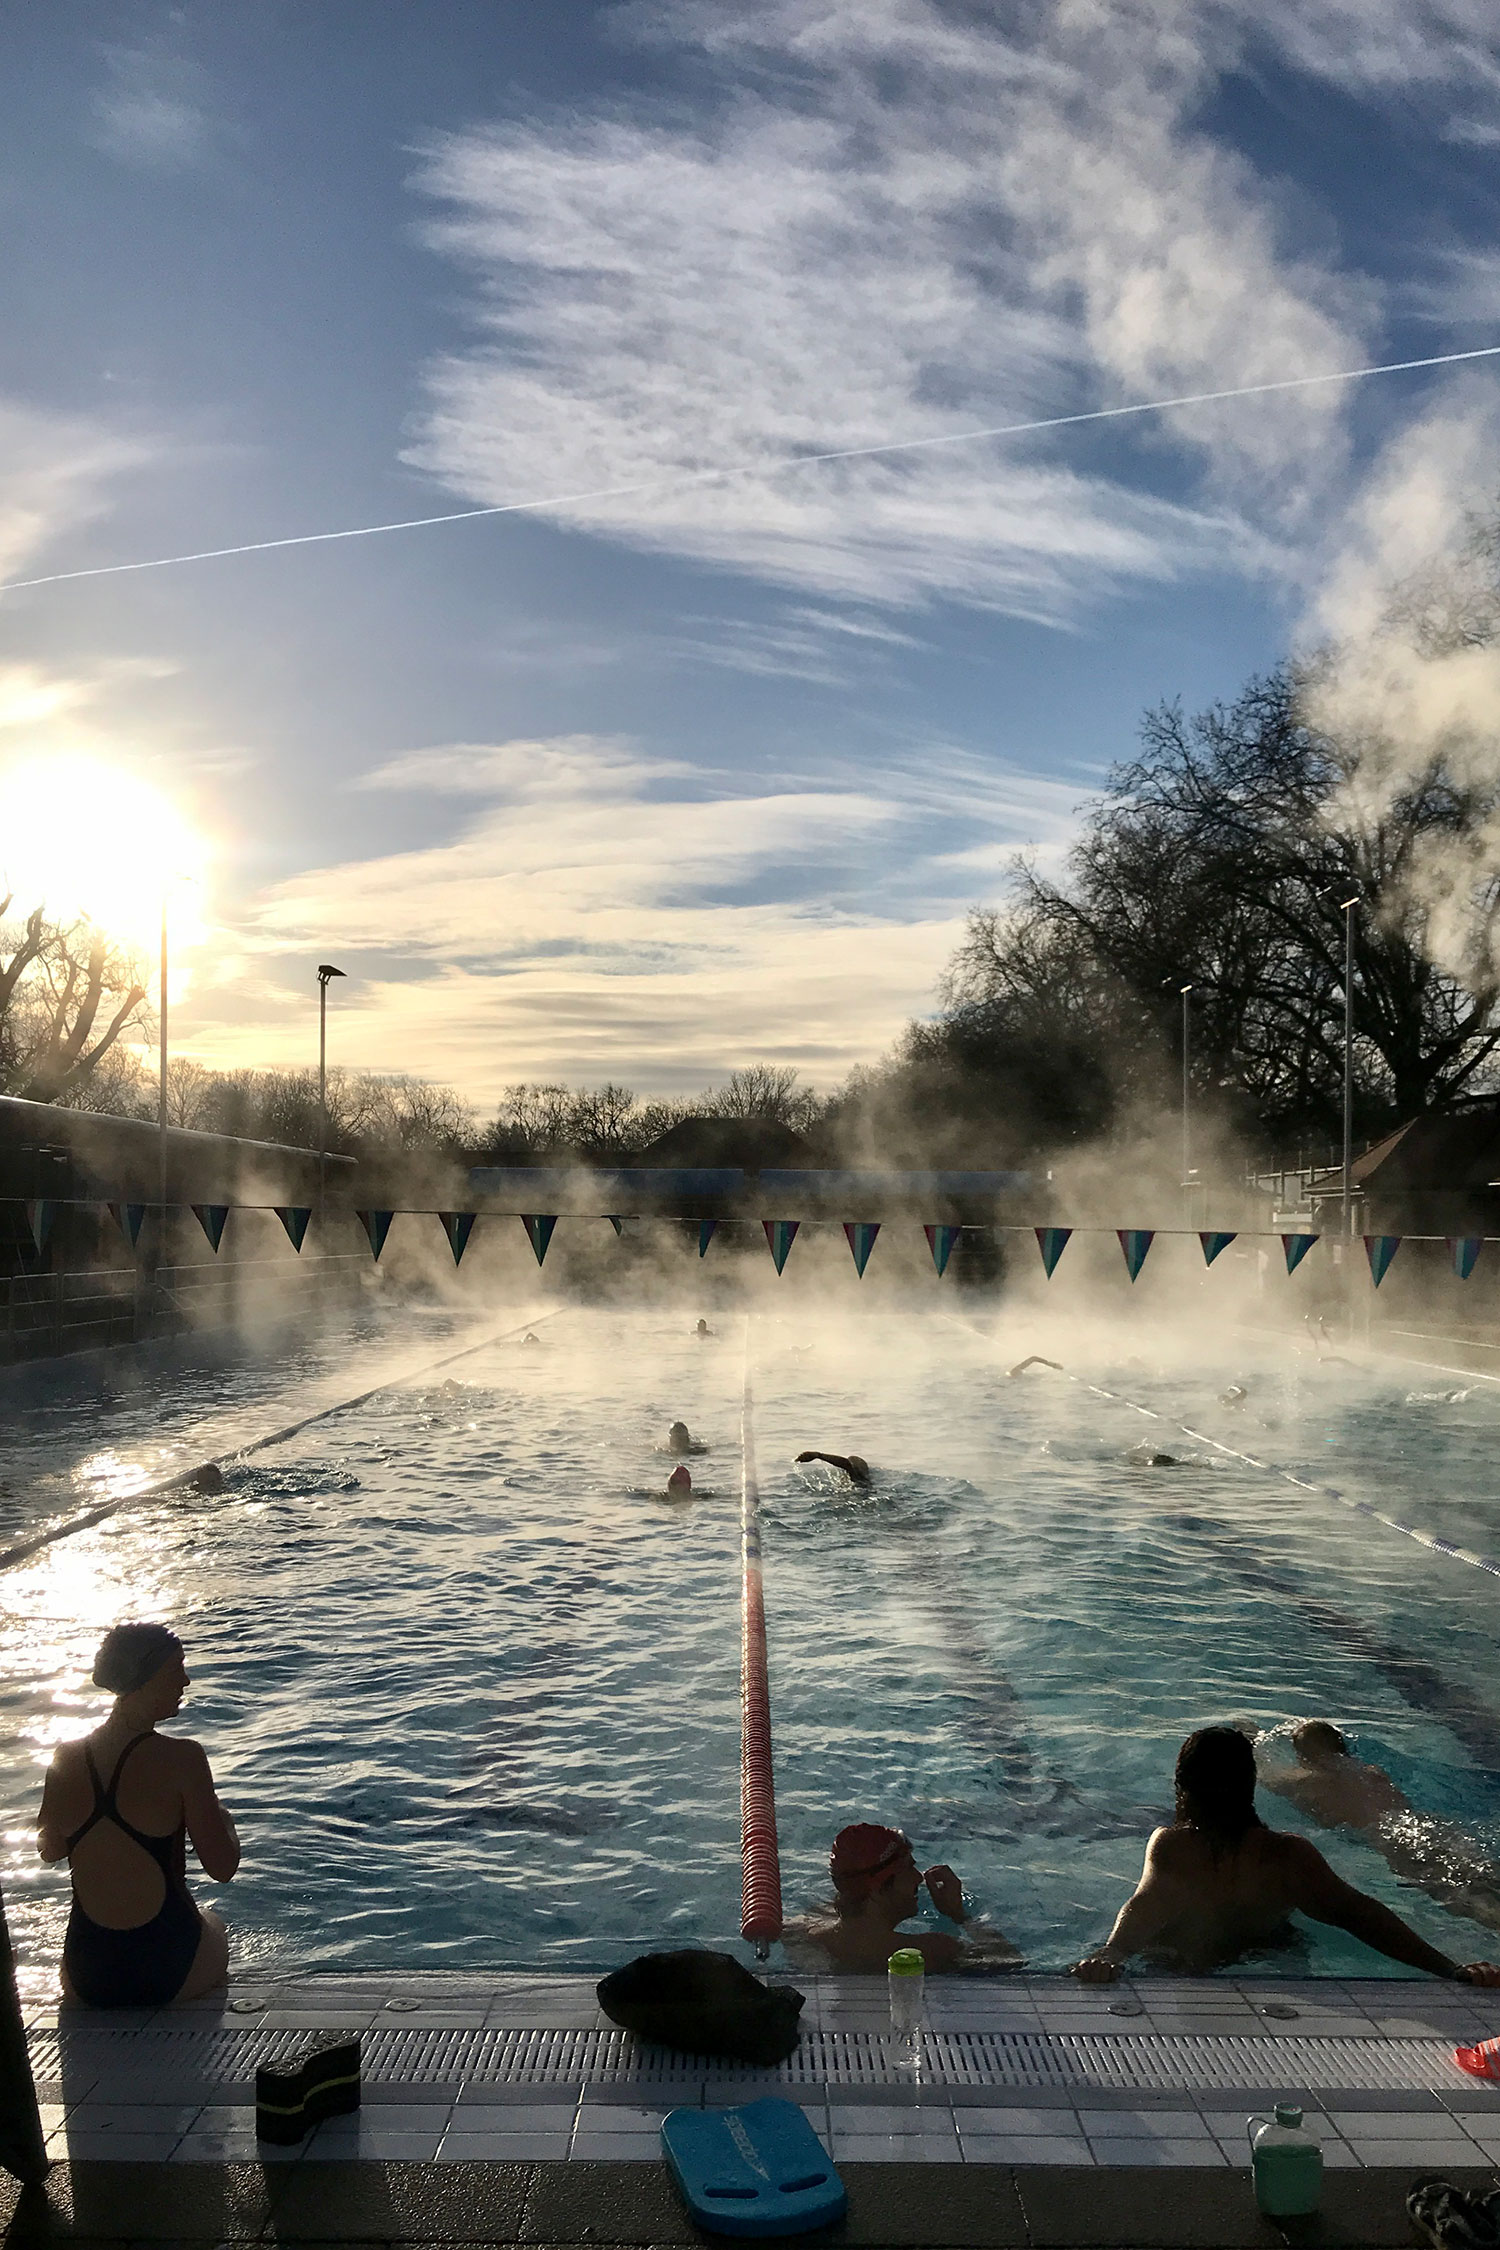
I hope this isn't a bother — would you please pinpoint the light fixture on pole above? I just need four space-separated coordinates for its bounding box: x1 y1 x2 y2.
158 894 169 1223
1179 983 1194 1194
1336 894 1359 1239
316 964 345 1229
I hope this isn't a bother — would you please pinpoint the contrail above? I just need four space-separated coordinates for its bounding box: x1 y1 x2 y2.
5 342 1500 595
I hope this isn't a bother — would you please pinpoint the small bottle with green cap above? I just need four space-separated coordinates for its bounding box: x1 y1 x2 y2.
888 1946 925 2064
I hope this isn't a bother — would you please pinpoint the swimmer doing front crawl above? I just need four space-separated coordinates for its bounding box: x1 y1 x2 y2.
796 1450 871 1486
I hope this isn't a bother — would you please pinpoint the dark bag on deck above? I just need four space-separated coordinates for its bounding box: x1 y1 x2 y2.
597 1949 805 2065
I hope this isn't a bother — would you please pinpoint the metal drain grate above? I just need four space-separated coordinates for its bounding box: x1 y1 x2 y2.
28 2023 1475 2094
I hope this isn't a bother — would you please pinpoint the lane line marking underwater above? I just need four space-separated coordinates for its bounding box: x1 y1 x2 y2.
0 1309 565 1573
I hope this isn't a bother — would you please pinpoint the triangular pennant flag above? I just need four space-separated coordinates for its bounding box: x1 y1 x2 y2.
1364 1233 1401 1287
1117 1228 1154 1281
1282 1232 1318 1276
606 1215 625 1237
108 1201 149 1249
762 1218 799 1274
924 1223 961 1277
356 1208 394 1260
440 1211 477 1265
843 1220 880 1277
697 1218 717 1259
1035 1226 1071 1278
521 1214 556 1266
192 1204 229 1254
24 1199 55 1254
275 1206 312 1253
1449 1235 1484 1281
1199 1230 1235 1266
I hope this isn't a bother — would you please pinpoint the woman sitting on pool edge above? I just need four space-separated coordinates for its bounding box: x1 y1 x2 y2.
1070 1726 1500 1985
37 1622 240 2008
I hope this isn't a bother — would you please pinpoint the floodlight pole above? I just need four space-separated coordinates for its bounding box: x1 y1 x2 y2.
316 964 345 1232
158 894 169 1224
1340 896 1357 1239
1180 983 1193 1199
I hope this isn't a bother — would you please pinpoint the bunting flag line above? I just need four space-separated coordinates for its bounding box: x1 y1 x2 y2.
356 1208 394 1261
843 1220 880 1278
1449 1235 1483 1281
1364 1234 1401 1287
924 1223 961 1278
108 1201 148 1249
698 1219 717 1259
606 1215 625 1236
24 1199 56 1254
1282 1232 1318 1276
191 1204 229 1254
521 1214 556 1267
274 1206 312 1253
441 1211 478 1266
763 1219 799 1275
1199 1230 1235 1266
1117 1228 1154 1282
1035 1226 1071 1278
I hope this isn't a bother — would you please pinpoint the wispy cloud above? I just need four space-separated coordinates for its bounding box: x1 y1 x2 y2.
0 400 146 585
89 42 215 170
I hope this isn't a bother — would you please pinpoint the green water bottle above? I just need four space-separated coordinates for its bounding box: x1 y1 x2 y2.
888 1947 924 2069
1245 2104 1322 2217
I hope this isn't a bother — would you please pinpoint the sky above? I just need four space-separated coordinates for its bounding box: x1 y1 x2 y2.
3 0 1500 1110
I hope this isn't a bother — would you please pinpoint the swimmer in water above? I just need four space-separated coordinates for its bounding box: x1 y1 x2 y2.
796 1450 871 1486
522 1333 541 1348
1125 1439 1183 1468
1219 1384 1247 1408
665 1465 692 1499
695 1318 713 1338
1071 1727 1500 1984
665 1421 707 1455
1008 1356 1062 1378
783 1823 1020 1974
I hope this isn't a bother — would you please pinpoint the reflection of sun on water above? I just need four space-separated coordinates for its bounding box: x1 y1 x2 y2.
0 752 208 972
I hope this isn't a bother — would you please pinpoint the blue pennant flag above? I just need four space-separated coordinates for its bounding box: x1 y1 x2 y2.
1282 1232 1318 1276
843 1220 880 1277
356 1208 394 1261
1449 1235 1483 1281
1364 1234 1401 1287
697 1218 717 1259
25 1199 56 1254
1199 1230 1235 1266
521 1214 555 1266
108 1201 148 1250
438 1211 476 1265
275 1206 312 1253
763 1218 799 1274
1035 1226 1071 1277
606 1215 625 1237
192 1204 229 1254
924 1222 961 1277
1117 1228 1154 1281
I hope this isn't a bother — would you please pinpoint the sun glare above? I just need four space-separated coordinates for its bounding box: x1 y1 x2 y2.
0 753 208 960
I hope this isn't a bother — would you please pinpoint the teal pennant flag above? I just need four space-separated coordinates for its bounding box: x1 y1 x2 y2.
843 1221 880 1277
356 1209 394 1260
192 1204 229 1254
1364 1234 1401 1287
1035 1226 1071 1277
442 1211 478 1265
108 1201 148 1249
762 1219 799 1274
520 1214 555 1266
1449 1235 1483 1280
25 1199 55 1254
698 1219 717 1259
1199 1231 1235 1266
275 1206 312 1253
1117 1228 1154 1281
606 1215 625 1236
1282 1233 1318 1276
924 1223 961 1277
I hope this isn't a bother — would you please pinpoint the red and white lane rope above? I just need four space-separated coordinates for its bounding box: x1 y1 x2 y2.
739 1330 783 1956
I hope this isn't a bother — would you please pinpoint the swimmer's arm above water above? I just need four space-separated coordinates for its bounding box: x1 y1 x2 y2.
1070 1826 1187 1981
1286 1836 1500 1983
1008 1356 1062 1378
795 1450 870 1483
180 1741 241 1882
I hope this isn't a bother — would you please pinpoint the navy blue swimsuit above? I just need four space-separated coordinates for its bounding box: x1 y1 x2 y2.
62 1736 203 2008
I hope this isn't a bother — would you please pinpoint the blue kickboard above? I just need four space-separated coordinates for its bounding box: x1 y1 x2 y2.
661 2097 847 2238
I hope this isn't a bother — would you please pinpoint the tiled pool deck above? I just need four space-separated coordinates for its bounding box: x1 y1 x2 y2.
19 1969 1500 2173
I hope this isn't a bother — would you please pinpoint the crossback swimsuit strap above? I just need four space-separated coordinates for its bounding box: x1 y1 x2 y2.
62 1734 202 2009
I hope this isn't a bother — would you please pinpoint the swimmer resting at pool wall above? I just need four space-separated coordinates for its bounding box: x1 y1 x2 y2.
1070 1728 1500 1985
36 1623 240 2008
795 1450 871 1486
783 1823 1021 1973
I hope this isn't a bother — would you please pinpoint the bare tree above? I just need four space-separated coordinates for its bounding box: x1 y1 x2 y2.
0 901 149 1103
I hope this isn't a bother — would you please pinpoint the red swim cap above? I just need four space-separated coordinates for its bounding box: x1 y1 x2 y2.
830 1823 909 1893
667 1465 692 1494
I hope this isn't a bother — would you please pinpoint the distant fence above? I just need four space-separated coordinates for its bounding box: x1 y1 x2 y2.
0 1255 371 1367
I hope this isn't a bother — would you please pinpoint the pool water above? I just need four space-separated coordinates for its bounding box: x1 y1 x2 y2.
6 1307 1500 1992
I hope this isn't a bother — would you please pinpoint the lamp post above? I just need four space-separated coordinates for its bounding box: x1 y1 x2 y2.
1179 983 1194 1198
316 964 345 1230
158 894 169 1223
1337 894 1359 1239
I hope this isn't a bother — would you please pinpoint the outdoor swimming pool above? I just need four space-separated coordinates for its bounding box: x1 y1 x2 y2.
6 1305 1500 1994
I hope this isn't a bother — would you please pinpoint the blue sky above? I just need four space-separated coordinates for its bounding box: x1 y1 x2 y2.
3 0 1500 1105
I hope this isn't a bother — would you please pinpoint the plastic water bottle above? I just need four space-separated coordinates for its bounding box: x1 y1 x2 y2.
888 1948 924 2072
1245 2105 1322 2217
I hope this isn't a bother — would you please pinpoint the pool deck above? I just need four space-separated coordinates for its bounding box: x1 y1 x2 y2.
10 1972 1500 2244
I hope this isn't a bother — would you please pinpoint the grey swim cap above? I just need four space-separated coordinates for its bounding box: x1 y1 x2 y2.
92 1622 183 1695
